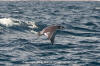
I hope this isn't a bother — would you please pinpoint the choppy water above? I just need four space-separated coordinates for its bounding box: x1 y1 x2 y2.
0 1 100 66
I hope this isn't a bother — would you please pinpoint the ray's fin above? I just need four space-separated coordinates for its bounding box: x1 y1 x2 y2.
49 31 56 45
50 38 54 45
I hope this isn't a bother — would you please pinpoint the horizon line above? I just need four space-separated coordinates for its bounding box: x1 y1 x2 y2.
0 0 100 1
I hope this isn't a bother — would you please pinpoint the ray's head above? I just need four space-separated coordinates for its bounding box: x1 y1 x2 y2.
57 26 64 30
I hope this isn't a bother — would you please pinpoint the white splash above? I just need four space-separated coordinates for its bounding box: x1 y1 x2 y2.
0 18 19 27
0 18 38 29
0 18 38 34
26 21 38 28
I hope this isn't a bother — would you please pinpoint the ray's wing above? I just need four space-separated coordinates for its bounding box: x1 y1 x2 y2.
44 31 53 39
44 31 56 45
50 31 56 45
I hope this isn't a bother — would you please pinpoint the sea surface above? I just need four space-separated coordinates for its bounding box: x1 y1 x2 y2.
0 1 100 66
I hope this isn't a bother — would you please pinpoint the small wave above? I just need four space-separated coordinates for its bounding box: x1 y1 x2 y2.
67 24 100 32
61 30 100 37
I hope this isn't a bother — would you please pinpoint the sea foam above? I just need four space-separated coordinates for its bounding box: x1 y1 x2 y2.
0 18 19 27
0 18 38 29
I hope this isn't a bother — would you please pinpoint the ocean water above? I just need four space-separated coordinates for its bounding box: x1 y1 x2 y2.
0 1 100 66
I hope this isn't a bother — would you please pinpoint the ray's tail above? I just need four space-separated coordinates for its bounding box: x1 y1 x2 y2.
37 31 41 36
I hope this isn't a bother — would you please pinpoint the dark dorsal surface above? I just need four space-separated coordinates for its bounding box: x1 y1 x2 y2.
39 25 64 44
41 26 59 39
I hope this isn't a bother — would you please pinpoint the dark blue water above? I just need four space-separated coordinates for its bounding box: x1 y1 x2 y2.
0 1 100 66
